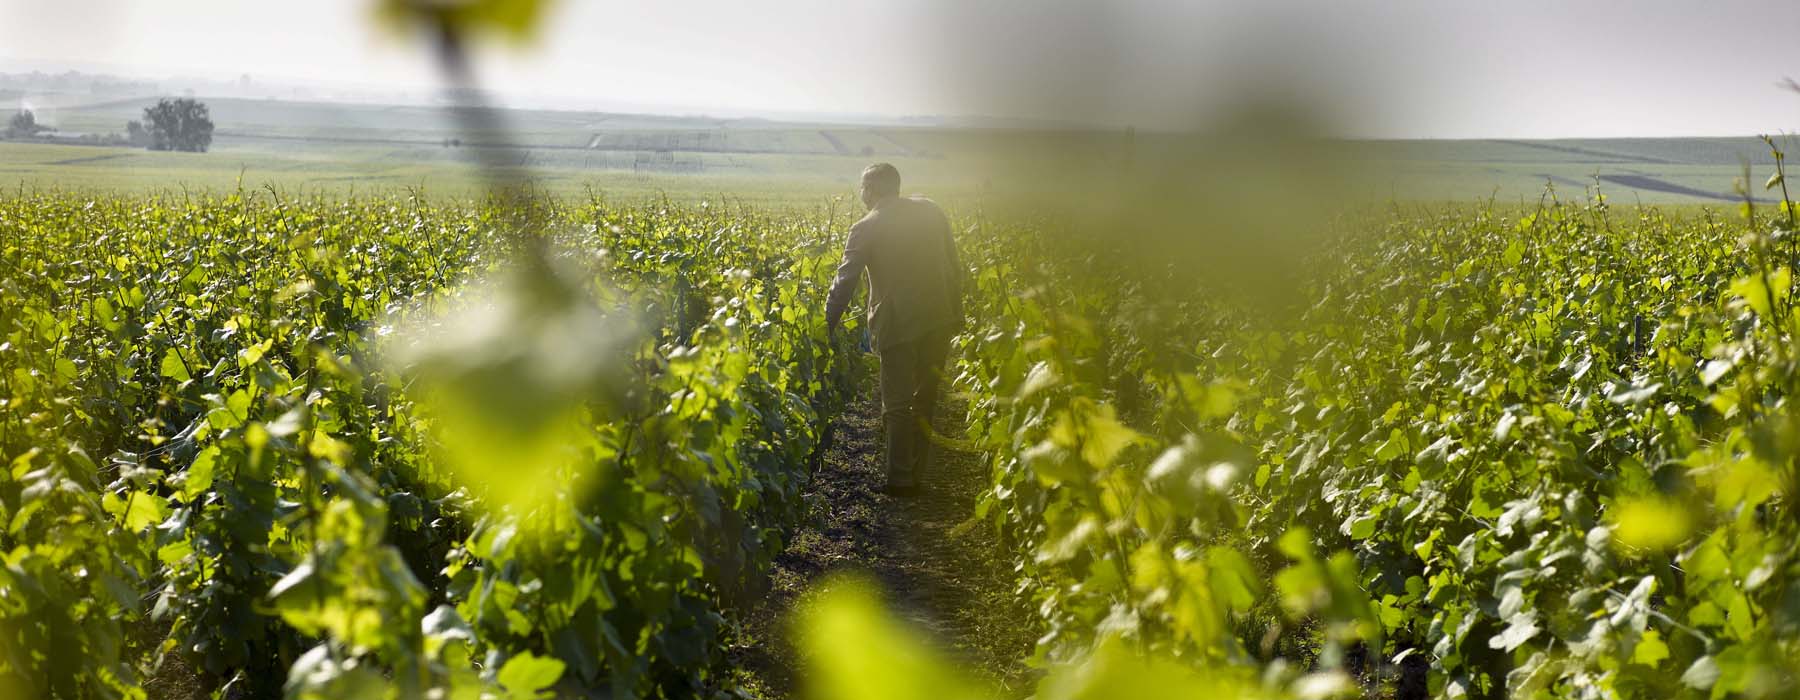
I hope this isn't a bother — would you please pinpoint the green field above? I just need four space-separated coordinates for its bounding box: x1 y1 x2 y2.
1 95 1787 203
16 0 1800 694
9 180 1800 699
8 80 1800 700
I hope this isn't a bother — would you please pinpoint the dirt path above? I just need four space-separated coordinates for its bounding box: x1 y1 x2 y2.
727 384 1036 698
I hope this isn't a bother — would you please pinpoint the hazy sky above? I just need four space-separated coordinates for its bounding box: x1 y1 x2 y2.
3 0 1798 138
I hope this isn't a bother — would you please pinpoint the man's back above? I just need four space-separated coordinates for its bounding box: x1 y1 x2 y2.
826 163 962 495
827 196 963 349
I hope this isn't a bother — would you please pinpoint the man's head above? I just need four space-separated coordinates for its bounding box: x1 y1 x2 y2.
859 163 901 210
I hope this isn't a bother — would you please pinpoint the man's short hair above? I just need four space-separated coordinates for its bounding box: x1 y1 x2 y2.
862 163 901 197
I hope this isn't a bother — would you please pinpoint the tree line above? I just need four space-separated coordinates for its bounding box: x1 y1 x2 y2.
3 97 214 152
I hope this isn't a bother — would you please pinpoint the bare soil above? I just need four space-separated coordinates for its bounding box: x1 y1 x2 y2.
725 384 1037 698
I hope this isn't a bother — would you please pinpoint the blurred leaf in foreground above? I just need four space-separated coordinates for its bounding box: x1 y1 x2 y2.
497 650 565 699
797 575 1288 700
1035 639 1281 700
385 259 638 519
375 0 555 42
1610 496 1694 550
796 576 991 700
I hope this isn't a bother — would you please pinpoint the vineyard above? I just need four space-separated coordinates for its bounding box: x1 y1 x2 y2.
5 184 1800 699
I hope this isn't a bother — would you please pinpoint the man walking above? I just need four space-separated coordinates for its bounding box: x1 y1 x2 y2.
825 163 964 496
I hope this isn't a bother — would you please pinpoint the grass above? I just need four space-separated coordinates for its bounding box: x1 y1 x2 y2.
0 141 867 203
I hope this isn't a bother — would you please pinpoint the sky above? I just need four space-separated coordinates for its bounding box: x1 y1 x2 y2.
2 0 1798 138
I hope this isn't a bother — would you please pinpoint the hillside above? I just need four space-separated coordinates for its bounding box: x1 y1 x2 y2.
0 95 1785 203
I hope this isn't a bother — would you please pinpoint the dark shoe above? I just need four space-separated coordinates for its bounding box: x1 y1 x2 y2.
883 481 919 497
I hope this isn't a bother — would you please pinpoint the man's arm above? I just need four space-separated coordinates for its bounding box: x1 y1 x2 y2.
825 222 871 331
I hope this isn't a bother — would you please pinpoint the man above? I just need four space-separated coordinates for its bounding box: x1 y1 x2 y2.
825 163 964 496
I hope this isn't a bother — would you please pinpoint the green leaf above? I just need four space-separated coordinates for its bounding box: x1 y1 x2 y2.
181 446 219 499
1607 381 1662 406
53 357 77 385
1075 405 1141 469
1492 412 1518 442
124 491 170 532
1728 268 1791 319
1277 528 1314 560
1205 547 1262 611
422 604 474 642
1711 457 1782 510
238 338 273 368
498 651 566 699
269 561 318 602
1016 361 1059 400
1488 613 1539 651
160 348 192 383
1632 629 1669 667
1726 591 1755 640
1372 429 1408 462
1681 655 1719 690
228 390 252 422
1699 358 1735 386
157 539 194 567
1611 497 1692 550
1037 517 1100 564
1502 239 1525 267
1274 563 1325 617
1609 576 1656 632
1689 601 1726 627
1023 442 1083 486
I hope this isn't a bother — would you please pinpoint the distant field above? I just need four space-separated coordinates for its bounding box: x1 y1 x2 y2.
0 95 1787 204
1342 136 1785 204
0 141 877 204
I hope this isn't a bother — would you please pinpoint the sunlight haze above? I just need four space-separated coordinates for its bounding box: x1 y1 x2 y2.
3 0 1798 137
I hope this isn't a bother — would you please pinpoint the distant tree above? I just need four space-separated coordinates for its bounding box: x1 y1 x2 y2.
125 119 151 147
142 98 214 152
6 109 46 137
